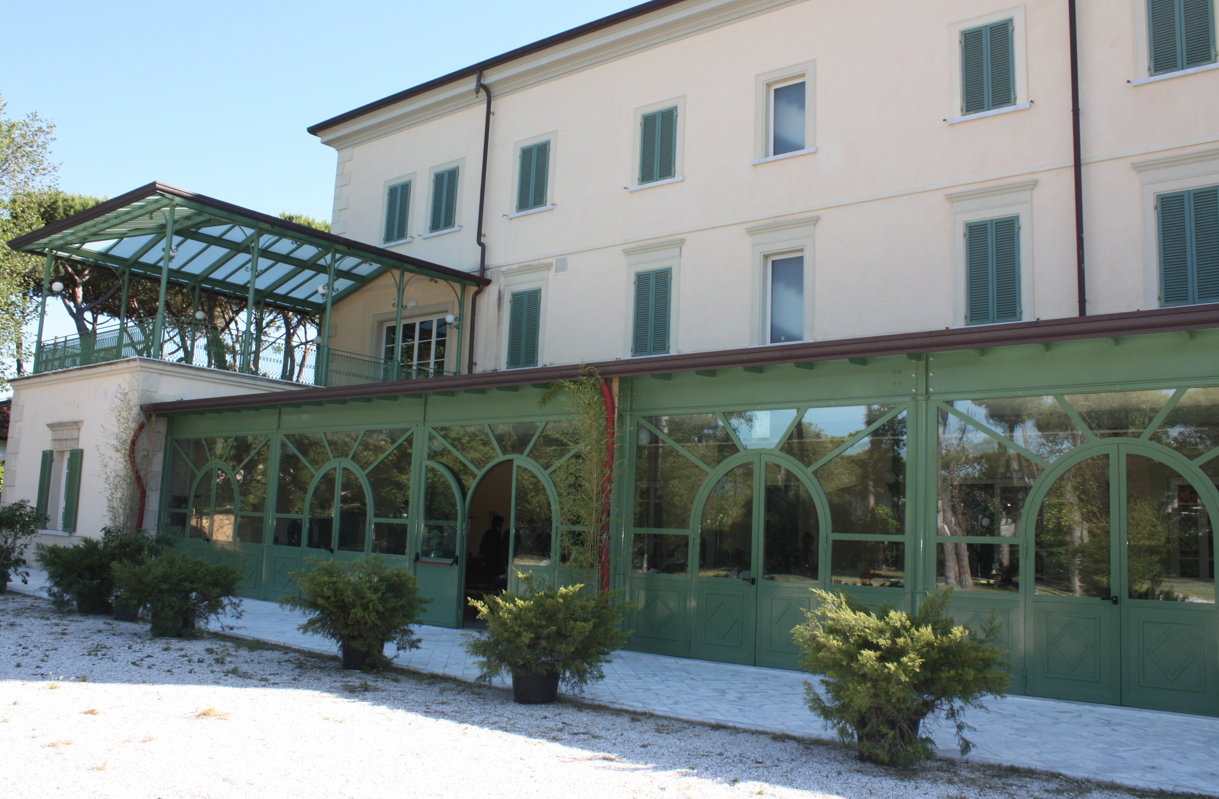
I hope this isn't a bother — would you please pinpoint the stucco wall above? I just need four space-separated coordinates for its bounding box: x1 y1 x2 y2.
321 0 1219 371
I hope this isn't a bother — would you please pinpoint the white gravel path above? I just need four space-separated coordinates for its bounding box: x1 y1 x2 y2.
0 593 1198 799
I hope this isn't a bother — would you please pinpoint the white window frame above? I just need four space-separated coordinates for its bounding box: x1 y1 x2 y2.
509 132 557 218
946 7 1031 124
622 239 683 358
629 96 686 191
499 262 551 369
42 421 82 533
381 313 453 376
746 217 817 345
425 158 465 236
381 172 415 246
945 180 1037 326
753 61 817 163
1132 147 1219 307
1131 0 1219 84
765 251 806 345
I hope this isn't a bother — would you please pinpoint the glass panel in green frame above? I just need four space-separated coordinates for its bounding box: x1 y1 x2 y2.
781 404 894 467
528 419 581 469
816 411 906 536
276 446 314 515
427 433 478 496
236 441 268 544
285 433 329 470
373 522 409 557
491 422 541 456
632 533 690 574
726 409 798 450
212 470 236 544
434 425 499 469
367 437 412 519
512 468 554 566
1065 390 1175 439
938 407 1041 538
829 540 904 588
1151 387 1219 461
646 414 738 468
762 462 818 582
352 429 410 471
936 542 1019 591
698 462 753 578
307 469 337 551
165 443 194 536
1126 454 1214 603
189 470 213 540
325 430 361 461
947 397 1083 461
336 468 368 553
634 428 706 530
1034 454 1110 598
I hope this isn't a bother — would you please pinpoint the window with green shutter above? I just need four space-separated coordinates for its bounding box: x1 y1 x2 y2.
965 216 1021 325
961 19 1015 115
632 268 672 356
35 450 53 526
430 168 459 232
1158 185 1219 306
384 181 410 242
1149 0 1216 75
506 288 541 369
61 449 83 534
517 142 550 212
639 107 677 185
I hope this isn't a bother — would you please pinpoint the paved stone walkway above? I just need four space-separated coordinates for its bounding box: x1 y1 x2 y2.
8 570 1219 796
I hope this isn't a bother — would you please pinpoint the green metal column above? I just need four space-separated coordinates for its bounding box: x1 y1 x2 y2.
317 253 336 387
116 269 130 358
151 205 177 359
392 271 405 381
239 238 260 374
32 251 54 373
188 284 201 364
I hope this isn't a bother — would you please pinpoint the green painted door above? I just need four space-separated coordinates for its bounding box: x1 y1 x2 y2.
416 462 464 627
1027 444 1218 713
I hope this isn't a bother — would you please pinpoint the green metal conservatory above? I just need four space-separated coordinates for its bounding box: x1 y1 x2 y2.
146 304 1219 718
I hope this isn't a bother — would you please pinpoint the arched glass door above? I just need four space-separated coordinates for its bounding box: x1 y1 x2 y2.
305 465 371 564
1027 444 1217 713
415 462 464 628
691 455 822 667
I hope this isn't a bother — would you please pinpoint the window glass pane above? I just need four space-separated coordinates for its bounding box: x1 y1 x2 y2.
936 542 1019 591
632 533 690 574
781 405 893 467
938 407 1041 537
727 409 798 450
336 468 367 553
1034 455 1110 597
427 435 477 498
326 430 361 461
433 425 498 470
513 468 554 566
491 422 541 456
227 436 265 473
307 470 337 550
189 470 214 540
772 81 806 155
830 540 905 587
275 446 313 515
1126 454 1214 603
418 319 434 366
645 414 738 468
425 466 460 522
367 437 412 519
763 462 818 582
165 443 194 536
816 411 906 536
634 430 706 529
1065 390 1175 438
422 523 458 559
529 419 582 468
184 438 210 471
212 470 235 544
946 397 1084 461
1150 387 1219 460
285 433 329 470
698 463 754 578
273 517 302 547
432 318 448 374
373 522 409 557
769 255 804 343
205 437 232 463
352 429 409 471
237 442 268 544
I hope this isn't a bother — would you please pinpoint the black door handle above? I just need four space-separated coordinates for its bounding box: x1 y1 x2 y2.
1101 595 1119 605
743 577 756 585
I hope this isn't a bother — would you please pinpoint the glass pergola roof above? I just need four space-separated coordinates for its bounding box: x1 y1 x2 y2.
8 182 487 314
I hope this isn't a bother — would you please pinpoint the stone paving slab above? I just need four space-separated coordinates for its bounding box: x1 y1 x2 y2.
8 570 1219 796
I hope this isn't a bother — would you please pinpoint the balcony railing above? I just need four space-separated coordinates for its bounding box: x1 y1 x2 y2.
34 319 453 388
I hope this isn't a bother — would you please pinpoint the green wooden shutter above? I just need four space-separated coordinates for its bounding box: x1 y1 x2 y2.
517 142 550 212
992 217 1021 321
384 182 410 242
443 168 459 229
632 268 672 355
61 449 83 534
1183 0 1217 68
430 171 446 231
1192 186 1219 302
1159 190 1191 305
966 217 1021 324
507 288 541 369
640 111 659 183
1150 0 1182 73
35 450 53 526
632 270 654 355
518 146 536 212
656 108 677 181
966 221 994 324
651 268 672 353
988 20 1015 108
961 26 988 114
430 168 458 232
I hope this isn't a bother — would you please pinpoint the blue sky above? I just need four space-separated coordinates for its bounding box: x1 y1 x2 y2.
6 0 639 344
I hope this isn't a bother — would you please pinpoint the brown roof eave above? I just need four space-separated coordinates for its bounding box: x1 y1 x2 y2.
142 304 1219 416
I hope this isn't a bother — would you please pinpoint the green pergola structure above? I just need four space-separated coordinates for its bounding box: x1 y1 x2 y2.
8 182 488 385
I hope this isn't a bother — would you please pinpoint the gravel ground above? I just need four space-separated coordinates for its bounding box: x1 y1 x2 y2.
0 592 1200 799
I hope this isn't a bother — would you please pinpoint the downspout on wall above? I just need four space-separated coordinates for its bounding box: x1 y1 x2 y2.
1069 0 1087 316
466 71 493 373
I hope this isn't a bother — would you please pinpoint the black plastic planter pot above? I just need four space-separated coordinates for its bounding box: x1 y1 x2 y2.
512 669 560 704
112 603 140 622
341 642 380 671
150 612 195 638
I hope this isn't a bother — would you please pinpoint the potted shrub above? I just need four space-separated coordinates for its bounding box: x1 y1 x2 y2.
793 588 1009 767
0 500 43 592
112 551 244 637
37 527 167 619
464 571 631 704
278 555 429 671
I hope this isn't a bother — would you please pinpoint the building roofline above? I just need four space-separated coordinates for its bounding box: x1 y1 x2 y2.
306 0 692 136
143 304 1219 415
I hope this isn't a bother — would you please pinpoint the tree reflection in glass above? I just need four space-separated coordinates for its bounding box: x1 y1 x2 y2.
1034 455 1110 597
762 462 817 581
699 463 754 578
1126 455 1215 603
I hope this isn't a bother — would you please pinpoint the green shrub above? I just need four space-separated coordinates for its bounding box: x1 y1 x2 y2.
794 588 1009 767
112 551 244 637
278 555 429 670
0 500 44 590
464 571 632 690
37 528 166 615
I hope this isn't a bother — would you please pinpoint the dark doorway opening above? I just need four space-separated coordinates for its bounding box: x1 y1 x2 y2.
464 461 513 626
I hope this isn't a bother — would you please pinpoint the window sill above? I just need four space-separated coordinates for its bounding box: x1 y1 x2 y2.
39 529 70 537
946 102 1031 125
751 147 817 166
628 176 684 192
507 204 555 219
1131 61 1219 85
383 237 413 246
421 226 462 239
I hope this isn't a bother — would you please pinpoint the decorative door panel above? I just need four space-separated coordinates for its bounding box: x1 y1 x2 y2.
755 589 813 670
946 596 1023 692
1123 609 1217 714
416 462 464 628
265 551 306 600
690 584 754 664
627 577 688 657
231 545 263 598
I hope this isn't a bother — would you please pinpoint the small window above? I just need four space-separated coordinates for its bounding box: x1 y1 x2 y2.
770 80 806 156
632 268 672 356
966 216 1021 325
517 141 550 212
639 107 677 185
961 19 1015 115
383 316 450 377
767 255 804 343
430 168 459 232
1149 0 1216 75
35 448 83 532
384 181 410 243
1158 185 1219 306
507 288 541 369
